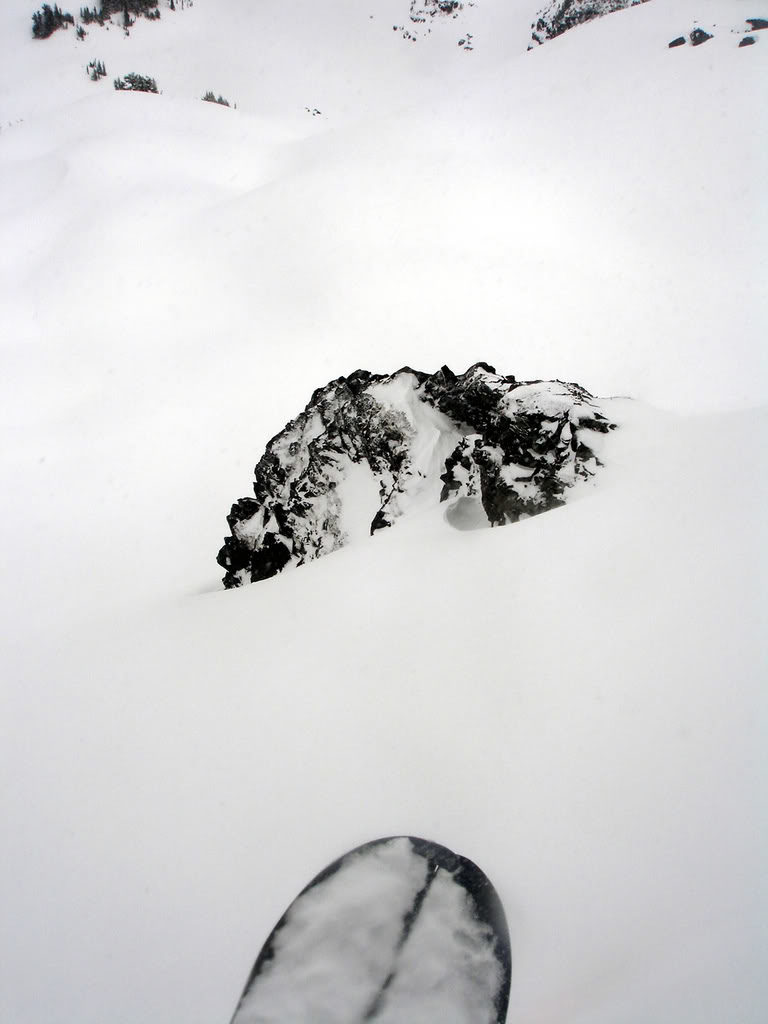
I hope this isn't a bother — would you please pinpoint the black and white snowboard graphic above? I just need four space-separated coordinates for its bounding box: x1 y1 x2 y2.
230 835 511 1024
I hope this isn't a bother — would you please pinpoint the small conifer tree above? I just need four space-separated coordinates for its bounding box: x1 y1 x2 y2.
88 59 107 80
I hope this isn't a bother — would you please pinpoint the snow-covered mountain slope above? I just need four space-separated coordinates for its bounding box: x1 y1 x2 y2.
1 0 765 426
1 2 766 1023
2 399 766 1024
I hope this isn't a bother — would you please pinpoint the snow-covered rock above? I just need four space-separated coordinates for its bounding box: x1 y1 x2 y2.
530 0 651 46
218 364 616 587
230 836 510 1024
393 0 476 47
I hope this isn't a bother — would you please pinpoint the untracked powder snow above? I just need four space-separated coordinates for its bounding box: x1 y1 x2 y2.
0 2 765 1023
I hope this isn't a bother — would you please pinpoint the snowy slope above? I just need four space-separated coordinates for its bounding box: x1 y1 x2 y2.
3 400 766 1024
1 2 766 1023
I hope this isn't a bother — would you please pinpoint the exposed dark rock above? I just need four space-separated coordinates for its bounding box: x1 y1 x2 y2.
217 364 616 587
689 28 713 46
411 0 465 22
669 17 768 50
530 0 651 47
396 0 473 45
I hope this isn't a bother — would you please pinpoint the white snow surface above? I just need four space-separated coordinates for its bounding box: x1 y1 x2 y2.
0 1 766 1022
367 372 464 515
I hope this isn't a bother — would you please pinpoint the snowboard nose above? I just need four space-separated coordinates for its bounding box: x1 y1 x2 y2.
230 835 511 1024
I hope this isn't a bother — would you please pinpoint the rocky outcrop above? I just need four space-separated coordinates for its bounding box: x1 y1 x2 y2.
689 27 713 46
529 0 651 47
667 16 766 49
529 3 767 50
393 0 475 47
217 364 615 588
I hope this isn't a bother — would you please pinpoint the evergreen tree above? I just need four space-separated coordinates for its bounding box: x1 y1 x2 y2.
32 4 74 39
114 72 159 93
203 91 231 107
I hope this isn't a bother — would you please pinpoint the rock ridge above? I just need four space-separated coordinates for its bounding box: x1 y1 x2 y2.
529 0 651 47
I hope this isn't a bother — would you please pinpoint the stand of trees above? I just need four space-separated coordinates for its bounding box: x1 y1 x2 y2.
100 1 160 13
87 59 107 80
32 5 74 38
34 2 183 39
114 72 159 92
202 91 230 107
80 7 106 24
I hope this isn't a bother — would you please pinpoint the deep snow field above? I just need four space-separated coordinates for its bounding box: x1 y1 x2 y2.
1 1 766 1022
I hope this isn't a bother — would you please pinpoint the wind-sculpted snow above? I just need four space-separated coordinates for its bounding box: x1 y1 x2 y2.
218 363 615 587
530 0 651 46
230 836 510 1024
